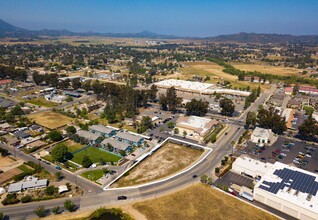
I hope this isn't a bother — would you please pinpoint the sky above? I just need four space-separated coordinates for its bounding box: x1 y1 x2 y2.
1 0 318 37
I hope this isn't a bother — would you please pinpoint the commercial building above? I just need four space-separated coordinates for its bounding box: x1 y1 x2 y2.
154 79 251 97
254 162 318 220
89 125 117 137
250 127 273 146
176 115 218 140
232 155 272 179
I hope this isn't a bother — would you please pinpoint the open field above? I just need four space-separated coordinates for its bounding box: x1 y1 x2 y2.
133 184 278 220
179 62 269 89
0 156 21 172
115 143 203 187
231 63 303 76
71 147 121 164
27 97 58 108
81 169 105 182
28 111 73 129
61 140 84 153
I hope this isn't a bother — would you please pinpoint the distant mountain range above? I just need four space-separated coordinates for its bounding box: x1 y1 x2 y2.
1 19 318 44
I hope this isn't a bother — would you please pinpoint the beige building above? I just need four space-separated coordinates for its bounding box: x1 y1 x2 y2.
254 162 318 220
250 127 274 146
175 115 218 140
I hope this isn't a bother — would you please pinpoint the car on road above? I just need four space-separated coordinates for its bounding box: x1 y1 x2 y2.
224 132 228 135
192 175 198 178
117 196 127 200
131 153 136 157
55 166 62 170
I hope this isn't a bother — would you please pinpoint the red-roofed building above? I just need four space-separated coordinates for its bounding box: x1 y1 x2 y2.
284 87 293 95
299 85 318 95
0 79 12 86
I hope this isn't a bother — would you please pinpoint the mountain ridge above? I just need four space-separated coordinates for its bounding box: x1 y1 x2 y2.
1 19 318 43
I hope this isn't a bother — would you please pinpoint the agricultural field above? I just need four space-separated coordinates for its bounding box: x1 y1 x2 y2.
71 147 121 165
179 62 268 89
114 142 203 187
28 111 73 129
231 62 304 76
133 184 277 220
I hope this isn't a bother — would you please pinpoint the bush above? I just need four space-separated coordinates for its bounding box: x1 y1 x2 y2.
34 205 46 218
52 206 60 215
221 160 226 166
64 200 75 212
2 193 20 205
0 212 3 220
215 167 220 173
21 195 32 203
45 185 58 196
13 170 35 181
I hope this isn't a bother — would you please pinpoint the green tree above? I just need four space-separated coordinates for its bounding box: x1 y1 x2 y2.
52 206 60 215
185 99 209 116
167 121 175 128
245 111 257 129
48 130 63 141
64 200 76 212
148 84 158 100
104 104 117 124
220 98 235 116
66 126 76 134
174 128 179 134
119 150 127 157
34 205 46 218
183 130 187 138
298 117 318 140
54 171 63 181
137 116 153 133
166 87 182 112
82 155 93 168
21 195 32 203
45 185 58 196
51 144 68 162
0 212 3 220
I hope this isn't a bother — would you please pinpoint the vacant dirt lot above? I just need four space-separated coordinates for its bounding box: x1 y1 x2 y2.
231 63 303 76
0 156 22 172
28 111 73 129
133 184 278 220
115 143 203 187
0 168 22 185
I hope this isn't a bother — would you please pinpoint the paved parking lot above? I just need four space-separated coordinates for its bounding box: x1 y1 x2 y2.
214 171 254 189
241 136 318 173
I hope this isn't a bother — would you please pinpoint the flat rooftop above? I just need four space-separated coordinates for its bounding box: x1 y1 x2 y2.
256 162 318 213
176 115 218 136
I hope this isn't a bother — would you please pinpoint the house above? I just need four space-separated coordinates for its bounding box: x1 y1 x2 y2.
8 178 48 193
250 127 273 146
299 85 318 95
76 130 100 145
101 138 132 154
26 140 46 149
89 125 117 137
13 131 31 140
287 99 302 109
115 132 144 146
29 124 44 133
0 123 11 131
0 98 15 109
175 115 219 140
0 79 12 87
284 87 293 95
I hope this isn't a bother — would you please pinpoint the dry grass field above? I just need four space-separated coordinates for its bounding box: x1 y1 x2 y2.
178 62 269 89
0 156 22 172
28 111 73 129
114 143 203 187
231 63 302 76
133 184 278 220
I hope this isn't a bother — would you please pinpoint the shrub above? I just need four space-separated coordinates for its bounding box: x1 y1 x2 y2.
215 167 220 173
2 193 20 205
64 200 75 212
21 195 32 203
34 205 46 218
52 206 60 215
45 185 58 196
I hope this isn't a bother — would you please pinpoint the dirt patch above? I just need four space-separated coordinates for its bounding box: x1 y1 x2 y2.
133 184 278 220
0 168 22 185
28 111 73 129
114 143 203 187
0 156 22 172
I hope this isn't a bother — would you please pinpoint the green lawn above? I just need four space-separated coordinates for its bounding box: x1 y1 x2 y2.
81 169 105 182
71 147 121 165
42 155 54 163
59 140 84 153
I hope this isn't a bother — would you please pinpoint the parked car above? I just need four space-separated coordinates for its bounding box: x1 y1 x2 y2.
293 159 300 164
306 153 312 158
131 153 136 157
55 166 62 170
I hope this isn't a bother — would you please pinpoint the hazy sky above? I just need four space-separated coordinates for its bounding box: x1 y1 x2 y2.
1 0 318 37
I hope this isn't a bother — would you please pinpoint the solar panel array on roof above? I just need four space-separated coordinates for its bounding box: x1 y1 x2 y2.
259 168 318 196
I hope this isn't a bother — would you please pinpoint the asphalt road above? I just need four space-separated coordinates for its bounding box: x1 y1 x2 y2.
0 86 277 219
